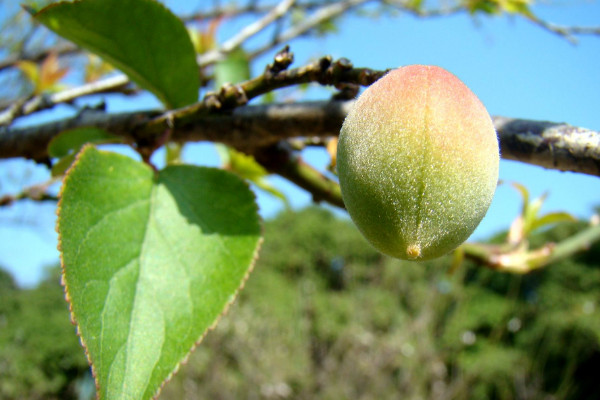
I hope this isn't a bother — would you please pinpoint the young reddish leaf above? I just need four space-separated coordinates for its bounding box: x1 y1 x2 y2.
39 51 69 92
31 0 199 108
57 146 261 399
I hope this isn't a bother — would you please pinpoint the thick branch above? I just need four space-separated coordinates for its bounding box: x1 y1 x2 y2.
494 116 600 176
1 100 598 176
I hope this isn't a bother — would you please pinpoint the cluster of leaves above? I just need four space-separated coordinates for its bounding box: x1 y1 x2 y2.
2 207 599 400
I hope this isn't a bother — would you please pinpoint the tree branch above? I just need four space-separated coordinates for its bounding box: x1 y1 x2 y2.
0 75 132 125
254 141 345 207
462 222 600 273
1 100 598 176
494 116 600 176
529 16 600 43
249 0 371 59
0 179 59 207
3 0 599 126
198 0 296 66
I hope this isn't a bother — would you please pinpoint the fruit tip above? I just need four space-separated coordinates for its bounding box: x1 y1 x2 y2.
406 243 421 259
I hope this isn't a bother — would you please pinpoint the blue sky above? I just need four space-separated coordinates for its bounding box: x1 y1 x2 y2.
1 1 599 287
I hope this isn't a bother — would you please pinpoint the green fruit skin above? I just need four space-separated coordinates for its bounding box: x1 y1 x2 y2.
337 65 499 261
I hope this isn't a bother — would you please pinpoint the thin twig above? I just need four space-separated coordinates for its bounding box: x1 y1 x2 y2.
529 17 600 44
181 0 326 22
0 42 79 72
0 179 59 207
250 0 372 59
254 141 344 207
0 74 131 125
198 0 296 66
3 0 599 125
462 222 600 273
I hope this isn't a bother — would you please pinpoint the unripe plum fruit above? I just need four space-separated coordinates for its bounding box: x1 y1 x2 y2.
337 65 499 261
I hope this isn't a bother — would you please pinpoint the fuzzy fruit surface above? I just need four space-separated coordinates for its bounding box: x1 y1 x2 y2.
337 65 499 261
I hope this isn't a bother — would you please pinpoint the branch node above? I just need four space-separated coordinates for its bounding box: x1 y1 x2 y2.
332 83 359 100
203 92 222 110
318 55 333 71
267 45 294 75
335 57 353 70
219 83 249 108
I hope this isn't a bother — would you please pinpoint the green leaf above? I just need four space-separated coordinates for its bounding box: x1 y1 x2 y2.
216 144 267 181
57 146 261 399
51 152 76 177
214 47 250 90
502 181 529 215
530 212 577 233
523 193 547 235
48 127 123 177
217 144 289 206
48 127 122 158
501 0 534 17
466 0 500 14
32 0 199 108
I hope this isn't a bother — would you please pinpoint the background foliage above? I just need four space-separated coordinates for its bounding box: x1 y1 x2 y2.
2 207 599 400
0 0 599 398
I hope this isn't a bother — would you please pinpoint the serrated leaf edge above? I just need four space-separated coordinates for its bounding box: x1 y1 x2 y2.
56 144 105 397
32 0 199 109
56 145 264 399
151 173 264 399
153 235 263 399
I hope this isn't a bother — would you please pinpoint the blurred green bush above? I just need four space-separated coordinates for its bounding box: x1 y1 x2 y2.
1 207 599 400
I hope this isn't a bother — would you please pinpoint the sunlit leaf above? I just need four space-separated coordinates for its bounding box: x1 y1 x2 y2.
165 142 183 165
530 212 577 233
501 0 534 17
217 144 289 205
39 51 69 92
502 181 529 215
507 215 525 245
31 0 199 108
57 146 261 399
523 193 548 235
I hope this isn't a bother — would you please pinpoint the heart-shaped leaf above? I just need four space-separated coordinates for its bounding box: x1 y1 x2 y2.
57 146 261 399
31 0 199 108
